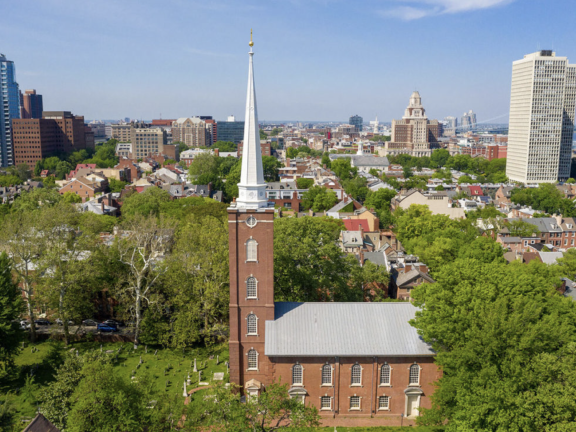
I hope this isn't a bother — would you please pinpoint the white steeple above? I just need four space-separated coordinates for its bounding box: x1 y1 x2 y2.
357 142 364 155
236 30 267 209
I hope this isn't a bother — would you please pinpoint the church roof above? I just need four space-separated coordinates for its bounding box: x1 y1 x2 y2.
265 302 434 357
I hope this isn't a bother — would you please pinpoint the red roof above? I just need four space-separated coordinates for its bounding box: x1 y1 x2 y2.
75 164 97 170
468 186 483 196
343 219 369 231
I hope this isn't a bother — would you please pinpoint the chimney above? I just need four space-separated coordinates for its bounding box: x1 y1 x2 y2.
359 249 365 266
208 182 213 192
101 201 105 213
108 194 113 206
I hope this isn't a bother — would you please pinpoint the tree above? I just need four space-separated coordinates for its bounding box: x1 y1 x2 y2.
435 185 445 191
270 127 282 137
321 153 331 169
192 381 320 432
403 165 413 179
0 212 45 342
504 219 539 237
11 187 62 213
37 204 97 345
341 176 368 202
411 259 576 431
430 149 450 168
165 215 229 347
274 217 362 301
296 178 313 189
115 215 176 347
262 155 281 182
286 147 298 159
259 129 267 140
188 152 220 181
16 163 30 182
363 188 396 212
225 161 242 200
300 186 337 212
330 158 356 180
120 187 172 219
108 178 128 193
352 259 390 302
62 191 82 204
212 141 237 152
457 175 473 184
0 252 24 381
567 178 576 184
557 248 576 278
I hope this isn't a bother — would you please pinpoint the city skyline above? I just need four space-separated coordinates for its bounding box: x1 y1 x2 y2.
2 0 575 122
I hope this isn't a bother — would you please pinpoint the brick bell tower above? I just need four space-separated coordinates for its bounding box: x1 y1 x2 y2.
228 30 275 396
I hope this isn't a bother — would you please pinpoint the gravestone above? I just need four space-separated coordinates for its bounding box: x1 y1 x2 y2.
213 372 224 381
183 381 188 397
193 358 197 373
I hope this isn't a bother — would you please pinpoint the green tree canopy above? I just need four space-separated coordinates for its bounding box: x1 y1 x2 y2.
296 178 314 189
330 158 357 180
120 187 172 219
300 186 338 212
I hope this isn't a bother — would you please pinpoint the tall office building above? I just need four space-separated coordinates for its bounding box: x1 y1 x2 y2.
506 51 576 183
460 110 477 130
20 89 43 119
0 54 21 167
12 111 89 166
349 114 363 131
172 117 212 147
217 115 245 144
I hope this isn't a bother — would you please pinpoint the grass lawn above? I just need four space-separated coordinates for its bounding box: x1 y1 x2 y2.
3 340 229 425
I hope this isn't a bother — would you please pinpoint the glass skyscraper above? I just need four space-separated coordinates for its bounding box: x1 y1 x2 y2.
0 54 20 167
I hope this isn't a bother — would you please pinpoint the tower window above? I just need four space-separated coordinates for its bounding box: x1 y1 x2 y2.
292 363 303 385
351 364 362 385
380 364 391 385
246 239 257 262
247 314 257 335
246 216 257 228
409 364 420 385
379 395 390 410
321 364 332 385
247 349 258 370
246 277 257 298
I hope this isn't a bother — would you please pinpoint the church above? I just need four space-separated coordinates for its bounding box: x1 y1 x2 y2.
228 34 440 422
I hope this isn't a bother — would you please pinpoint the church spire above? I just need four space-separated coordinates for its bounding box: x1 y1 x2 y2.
237 30 267 209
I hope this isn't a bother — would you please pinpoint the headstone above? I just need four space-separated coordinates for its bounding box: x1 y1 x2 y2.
139 356 142 365
213 372 224 381
22 342 25 348
154 349 158 356
216 355 219 365
145 345 148 354
198 370 202 382
100 344 103 353
183 381 187 397
193 358 197 373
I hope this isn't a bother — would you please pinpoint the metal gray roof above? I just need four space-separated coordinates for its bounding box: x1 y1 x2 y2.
265 302 434 357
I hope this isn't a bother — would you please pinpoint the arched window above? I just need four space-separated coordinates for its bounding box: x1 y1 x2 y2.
246 239 257 262
247 314 257 335
246 277 257 298
380 364 391 385
409 364 420 385
351 364 362 385
292 363 303 385
247 349 258 370
322 364 332 385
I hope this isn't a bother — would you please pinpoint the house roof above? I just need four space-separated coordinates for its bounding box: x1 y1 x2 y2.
341 230 363 247
538 252 564 265
265 302 434 357
467 186 483 196
23 413 60 432
563 278 576 301
395 269 435 287
363 251 386 266
343 219 371 231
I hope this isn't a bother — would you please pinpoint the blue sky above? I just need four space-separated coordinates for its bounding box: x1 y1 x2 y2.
2 0 574 123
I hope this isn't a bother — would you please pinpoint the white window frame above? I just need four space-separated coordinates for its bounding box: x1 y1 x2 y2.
349 395 361 411
320 396 332 410
378 395 390 411
380 363 391 386
351 363 362 386
246 238 258 262
246 276 258 299
292 363 303 386
246 313 258 336
409 363 421 386
321 364 333 386
247 349 258 371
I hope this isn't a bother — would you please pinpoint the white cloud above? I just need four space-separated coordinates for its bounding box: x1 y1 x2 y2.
380 0 514 20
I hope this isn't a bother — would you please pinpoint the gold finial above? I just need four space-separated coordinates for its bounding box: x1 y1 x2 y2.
249 29 254 47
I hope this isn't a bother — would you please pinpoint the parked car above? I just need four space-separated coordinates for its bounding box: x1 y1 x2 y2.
97 323 118 332
102 319 123 327
82 319 98 327
56 318 75 326
34 318 51 326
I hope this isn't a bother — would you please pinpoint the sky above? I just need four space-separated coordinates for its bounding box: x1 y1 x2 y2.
2 0 575 123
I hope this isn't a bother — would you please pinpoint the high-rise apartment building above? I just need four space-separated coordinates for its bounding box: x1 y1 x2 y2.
349 115 363 131
443 116 457 129
460 110 477 130
12 111 89 166
506 51 576 183
20 89 43 119
217 116 245 144
0 54 21 167
172 117 212 147
132 128 168 160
